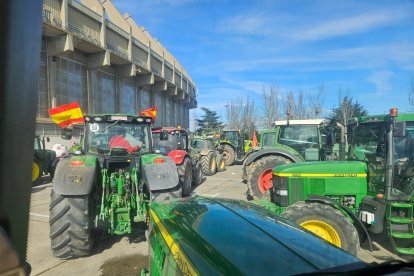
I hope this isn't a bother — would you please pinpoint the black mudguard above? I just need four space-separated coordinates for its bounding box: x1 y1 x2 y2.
143 157 180 191
306 195 373 252
52 158 97 196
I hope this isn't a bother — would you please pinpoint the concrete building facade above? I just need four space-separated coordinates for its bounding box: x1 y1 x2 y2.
38 0 197 136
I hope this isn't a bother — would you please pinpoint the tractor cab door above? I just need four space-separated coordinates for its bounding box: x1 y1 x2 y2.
351 122 387 195
278 125 320 161
391 121 414 200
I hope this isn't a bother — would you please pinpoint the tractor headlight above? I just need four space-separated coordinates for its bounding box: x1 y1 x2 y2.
94 117 102 122
145 118 152 123
275 189 288 196
137 118 144 122
84 117 91 122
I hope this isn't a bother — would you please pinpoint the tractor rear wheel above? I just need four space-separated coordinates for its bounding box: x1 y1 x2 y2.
216 154 226 172
49 190 93 259
201 152 217 176
248 155 291 199
282 201 359 256
178 158 192 197
192 162 203 186
221 144 235 166
32 159 42 186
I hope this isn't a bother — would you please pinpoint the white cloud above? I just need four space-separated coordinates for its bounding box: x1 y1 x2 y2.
367 71 393 95
293 9 411 41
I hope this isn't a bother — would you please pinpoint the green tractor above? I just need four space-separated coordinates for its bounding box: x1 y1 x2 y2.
32 135 60 185
49 114 181 259
190 135 226 175
243 119 346 199
255 108 414 256
217 130 251 166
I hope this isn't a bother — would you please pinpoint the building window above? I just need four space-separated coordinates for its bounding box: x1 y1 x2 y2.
165 97 172 126
139 88 150 112
154 93 164 127
119 80 136 114
94 70 116 113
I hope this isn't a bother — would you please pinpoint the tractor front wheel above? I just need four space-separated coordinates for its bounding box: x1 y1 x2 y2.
221 144 235 166
32 159 42 186
282 201 359 256
178 158 192 197
49 190 93 259
192 162 203 187
201 152 217 176
248 155 291 199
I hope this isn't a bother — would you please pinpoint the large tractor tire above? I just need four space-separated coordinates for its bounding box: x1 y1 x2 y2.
192 162 203 187
49 190 93 259
221 144 235 166
178 158 192 197
216 154 226 172
201 152 217 176
32 158 42 186
282 201 359 256
248 155 291 199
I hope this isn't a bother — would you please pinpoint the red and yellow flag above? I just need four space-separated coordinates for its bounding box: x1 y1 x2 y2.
140 106 157 121
48 102 84 128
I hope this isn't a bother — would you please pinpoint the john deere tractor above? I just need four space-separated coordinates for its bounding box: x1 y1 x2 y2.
49 114 180 259
190 136 226 175
217 130 251 166
243 119 346 199
32 135 59 185
255 108 414 256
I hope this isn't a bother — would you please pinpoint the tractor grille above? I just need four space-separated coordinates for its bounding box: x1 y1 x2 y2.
272 176 288 207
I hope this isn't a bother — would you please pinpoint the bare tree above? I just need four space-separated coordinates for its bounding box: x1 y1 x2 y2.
308 84 326 118
242 96 256 137
409 77 414 110
226 98 243 129
282 91 308 119
262 86 280 128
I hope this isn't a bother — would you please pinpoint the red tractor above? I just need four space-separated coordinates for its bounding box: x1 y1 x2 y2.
152 127 202 197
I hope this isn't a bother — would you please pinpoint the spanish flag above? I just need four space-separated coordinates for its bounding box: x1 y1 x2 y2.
48 102 84 128
140 106 157 121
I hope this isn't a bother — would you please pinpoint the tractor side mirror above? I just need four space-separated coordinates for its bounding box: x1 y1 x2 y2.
160 130 169 141
393 121 406 137
46 137 50 142
61 128 73 140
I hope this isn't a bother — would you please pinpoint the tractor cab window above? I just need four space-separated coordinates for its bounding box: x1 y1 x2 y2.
392 122 414 197
223 131 239 146
279 125 319 159
86 121 150 155
154 132 179 154
191 139 205 149
262 132 276 147
352 123 386 161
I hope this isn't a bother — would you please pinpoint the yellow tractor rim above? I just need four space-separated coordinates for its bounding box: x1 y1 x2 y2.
219 159 225 169
210 157 216 173
32 162 40 182
300 220 341 247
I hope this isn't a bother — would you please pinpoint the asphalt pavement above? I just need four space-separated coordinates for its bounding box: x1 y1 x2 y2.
26 164 405 275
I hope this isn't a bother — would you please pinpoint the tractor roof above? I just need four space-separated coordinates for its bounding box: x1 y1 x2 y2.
359 113 414 123
274 119 325 126
150 196 365 275
84 114 153 123
152 127 187 133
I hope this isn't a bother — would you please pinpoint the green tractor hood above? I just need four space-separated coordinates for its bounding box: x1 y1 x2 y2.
273 161 368 177
149 196 365 275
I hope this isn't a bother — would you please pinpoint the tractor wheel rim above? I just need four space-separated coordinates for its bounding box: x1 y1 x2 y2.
210 158 216 173
222 151 229 161
32 162 40 182
300 220 341 247
258 169 273 194
220 160 225 169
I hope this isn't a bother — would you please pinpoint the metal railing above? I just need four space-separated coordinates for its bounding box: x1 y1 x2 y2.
105 19 129 39
67 23 100 46
107 43 129 60
133 37 148 51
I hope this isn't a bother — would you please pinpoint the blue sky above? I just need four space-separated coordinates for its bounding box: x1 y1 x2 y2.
113 0 414 123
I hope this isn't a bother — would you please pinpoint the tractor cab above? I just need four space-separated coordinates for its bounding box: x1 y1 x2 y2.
81 114 153 157
152 127 189 154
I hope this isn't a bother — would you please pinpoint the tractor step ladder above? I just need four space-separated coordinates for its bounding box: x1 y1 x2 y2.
387 202 414 255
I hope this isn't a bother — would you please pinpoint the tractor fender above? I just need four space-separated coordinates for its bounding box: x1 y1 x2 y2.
219 141 235 150
199 148 212 156
52 158 97 196
306 195 373 252
143 157 180 191
244 148 303 167
167 150 188 165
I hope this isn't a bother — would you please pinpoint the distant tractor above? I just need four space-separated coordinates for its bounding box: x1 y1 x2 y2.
255 108 414 256
217 130 251 166
32 135 59 185
190 136 226 175
49 114 181 259
243 119 346 199
152 127 202 196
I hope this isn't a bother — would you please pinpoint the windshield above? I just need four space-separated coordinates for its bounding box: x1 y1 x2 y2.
191 138 205 149
262 132 276 147
85 121 150 154
279 125 319 158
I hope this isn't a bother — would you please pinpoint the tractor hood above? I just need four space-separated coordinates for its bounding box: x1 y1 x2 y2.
149 196 365 275
273 161 367 177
